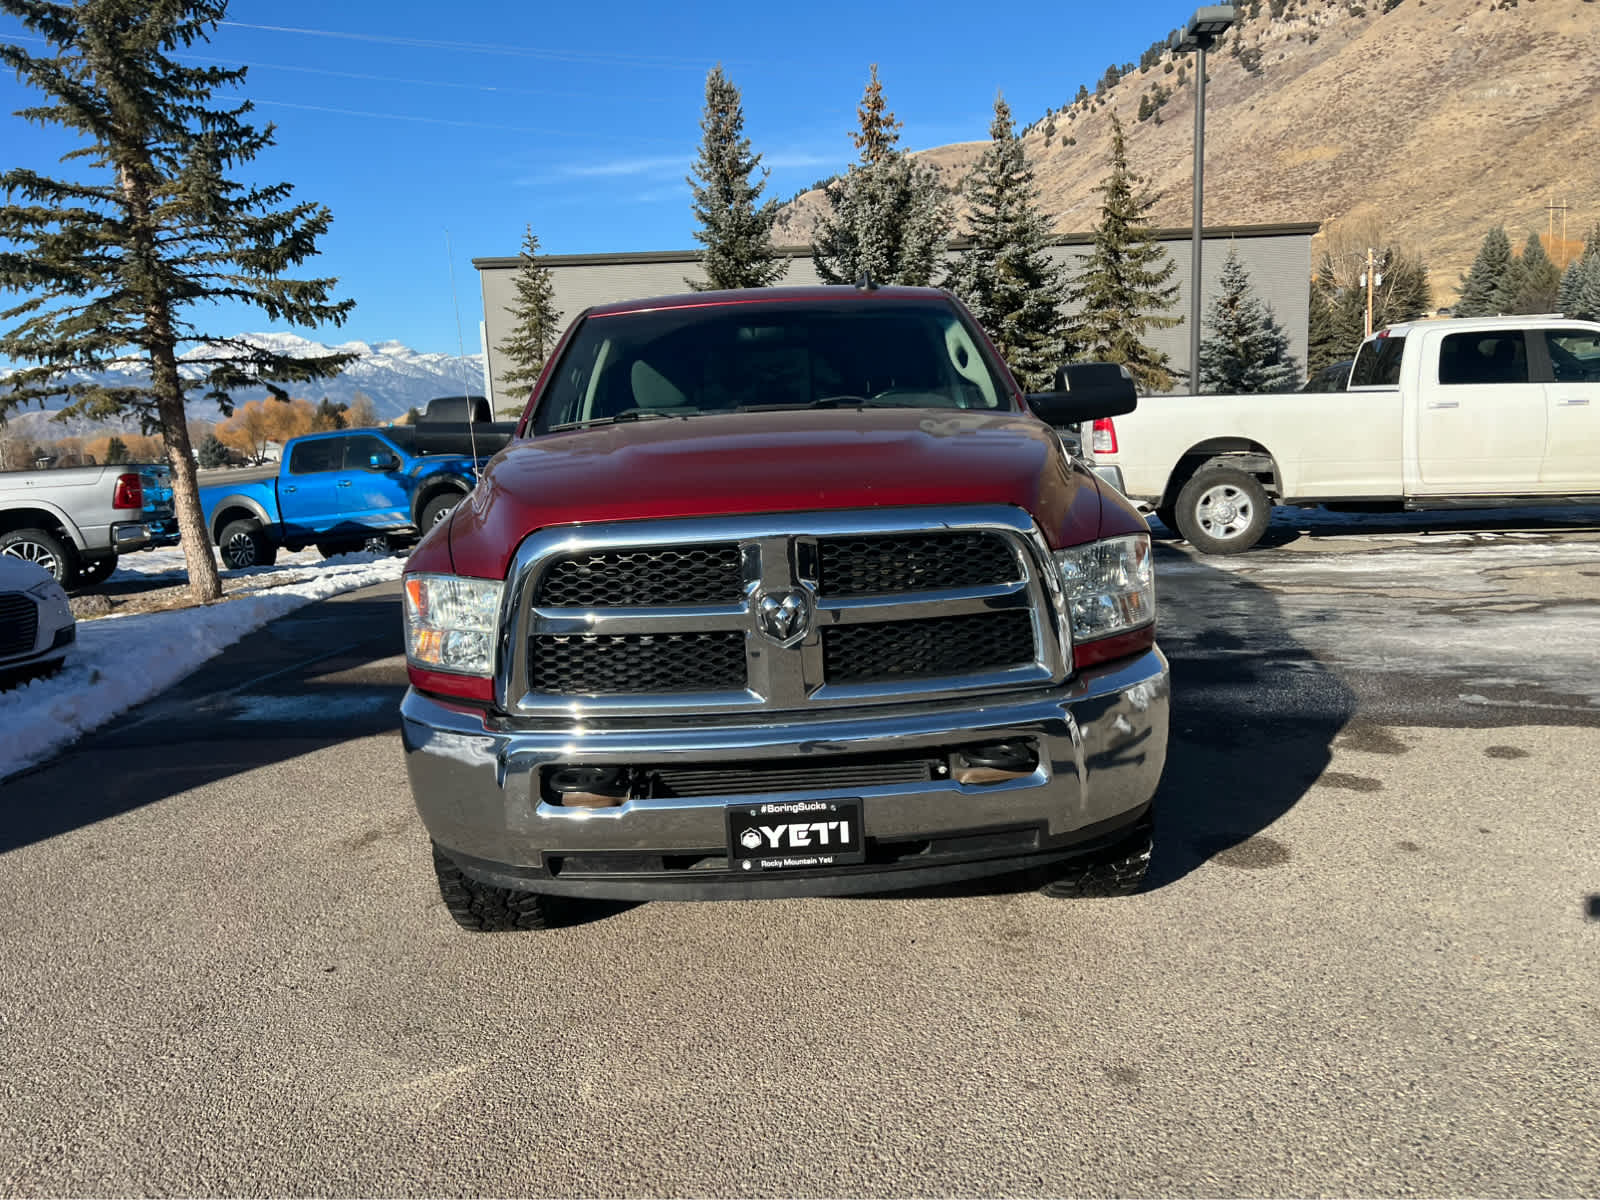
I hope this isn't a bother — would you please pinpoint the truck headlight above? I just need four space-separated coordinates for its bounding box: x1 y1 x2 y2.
1053 533 1155 645
403 574 502 676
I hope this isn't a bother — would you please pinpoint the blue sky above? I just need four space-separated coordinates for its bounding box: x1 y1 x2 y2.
1 0 1193 355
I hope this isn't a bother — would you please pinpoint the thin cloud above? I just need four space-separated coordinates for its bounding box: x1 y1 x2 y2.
555 156 687 179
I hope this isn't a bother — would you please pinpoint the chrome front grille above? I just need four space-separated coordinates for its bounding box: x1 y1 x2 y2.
501 507 1067 716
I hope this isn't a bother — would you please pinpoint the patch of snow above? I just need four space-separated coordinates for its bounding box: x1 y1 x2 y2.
0 554 405 780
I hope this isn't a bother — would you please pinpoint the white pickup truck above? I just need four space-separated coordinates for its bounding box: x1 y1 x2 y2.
1090 314 1600 553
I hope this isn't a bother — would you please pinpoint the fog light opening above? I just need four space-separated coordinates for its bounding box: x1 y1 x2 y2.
546 765 631 808
950 740 1038 786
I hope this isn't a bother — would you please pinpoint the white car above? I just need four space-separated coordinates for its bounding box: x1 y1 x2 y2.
0 556 76 684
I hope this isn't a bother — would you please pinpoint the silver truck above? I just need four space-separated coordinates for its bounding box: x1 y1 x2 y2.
0 463 175 587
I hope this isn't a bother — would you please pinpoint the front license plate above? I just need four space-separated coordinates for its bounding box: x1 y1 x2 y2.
727 799 865 872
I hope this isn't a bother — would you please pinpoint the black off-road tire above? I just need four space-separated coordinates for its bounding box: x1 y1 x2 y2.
419 493 462 532
0 527 78 586
77 555 118 586
431 842 556 932
1040 815 1154 899
218 518 278 570
1173 463 1271 555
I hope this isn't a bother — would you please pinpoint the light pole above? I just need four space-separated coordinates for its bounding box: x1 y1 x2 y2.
1172 5 1235 393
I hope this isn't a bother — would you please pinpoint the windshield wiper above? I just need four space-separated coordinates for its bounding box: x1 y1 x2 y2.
547 408 692 433
735 395 916 412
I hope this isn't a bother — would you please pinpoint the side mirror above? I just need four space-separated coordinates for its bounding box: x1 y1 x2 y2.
1025 362 1138 426
369 453 400 472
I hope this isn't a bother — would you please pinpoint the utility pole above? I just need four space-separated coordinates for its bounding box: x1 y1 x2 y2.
1546 197 1570 265
1363 246 1377 338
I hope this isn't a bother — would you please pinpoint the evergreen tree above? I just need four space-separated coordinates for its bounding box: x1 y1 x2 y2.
687 65 785 292
1306 254 1345 375
0 1 355 603
1197 249 1300 392
496 224 563 390
1067 115 1180 392
1556 236 1600 319
942 94 1071 390
104 435 129 464
312 397 348 430
197 432 230 468
1455 226 1515 316
1510 232 1560 314
811 65 950 286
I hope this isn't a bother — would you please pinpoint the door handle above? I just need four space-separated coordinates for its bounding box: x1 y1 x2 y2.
337 480 352 488
1427 400 1459 409
1556 396 1590 406
285 485 297 493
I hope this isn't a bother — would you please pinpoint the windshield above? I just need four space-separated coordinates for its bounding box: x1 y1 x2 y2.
531 300 1014 433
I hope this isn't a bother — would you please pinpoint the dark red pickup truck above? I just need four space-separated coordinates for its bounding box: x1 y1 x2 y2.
399 285 1168 930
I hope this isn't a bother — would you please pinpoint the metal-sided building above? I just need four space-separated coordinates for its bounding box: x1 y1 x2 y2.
473 221 1317 415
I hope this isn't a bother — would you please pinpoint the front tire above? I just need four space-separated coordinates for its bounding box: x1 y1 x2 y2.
431 843 556 932
419 493 462 532
1040 814 1154 899
0 527 78 586
218 518 278 571
1173 464 1271 555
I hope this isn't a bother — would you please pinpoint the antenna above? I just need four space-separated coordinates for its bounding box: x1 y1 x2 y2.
444 228 481 475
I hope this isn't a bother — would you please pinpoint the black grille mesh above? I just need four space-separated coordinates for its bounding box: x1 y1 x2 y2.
535 545 743 607
530 630 746 694
644 753 937 798
823 611 1034 683
0 593 39 659
817 532 1020 595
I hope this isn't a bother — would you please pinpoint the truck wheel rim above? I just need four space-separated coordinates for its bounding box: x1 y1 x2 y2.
224 533 257 567
2 539 60 576
1195 485 1254 540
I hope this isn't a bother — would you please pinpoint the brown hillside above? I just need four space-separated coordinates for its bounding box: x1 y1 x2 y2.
774 0 1600 301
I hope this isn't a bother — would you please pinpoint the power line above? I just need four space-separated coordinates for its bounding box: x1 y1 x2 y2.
217 20 730 70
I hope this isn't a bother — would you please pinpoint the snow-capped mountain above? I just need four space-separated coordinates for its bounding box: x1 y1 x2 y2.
10 332 487 422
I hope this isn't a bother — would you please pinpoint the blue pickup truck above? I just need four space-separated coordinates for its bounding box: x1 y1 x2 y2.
199 403 511 569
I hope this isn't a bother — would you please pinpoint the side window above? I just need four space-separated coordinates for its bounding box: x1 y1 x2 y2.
1543 330 1600 383
288 438 342 474
1349 335 1407 387
1438 331 1530 385
343 434 394 470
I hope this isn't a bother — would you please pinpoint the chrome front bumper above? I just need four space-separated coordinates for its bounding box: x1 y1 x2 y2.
402 647 1169 899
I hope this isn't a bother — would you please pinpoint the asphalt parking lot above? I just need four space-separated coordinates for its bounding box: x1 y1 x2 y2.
2 515 1597 1196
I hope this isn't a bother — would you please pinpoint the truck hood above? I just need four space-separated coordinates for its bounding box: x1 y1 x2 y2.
441 407 1122 579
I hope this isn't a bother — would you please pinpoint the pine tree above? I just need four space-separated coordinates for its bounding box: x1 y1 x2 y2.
942 95 1072 390
104 435 129 464
1556 233 1600 319
0 1 355 603
197 432 230 468
687 66 785 292
1198 249 1301 392
811 65 950 286
1306 254 1345 374
1510 232 1560 314
312 397 348 430
496 224 563 390
1067 115 1180 392
1455 226 1515 316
